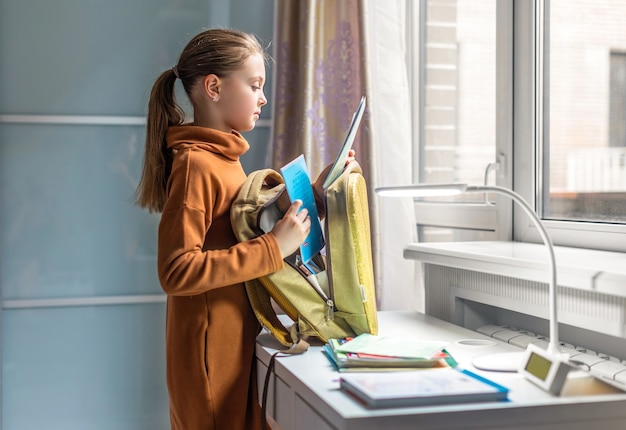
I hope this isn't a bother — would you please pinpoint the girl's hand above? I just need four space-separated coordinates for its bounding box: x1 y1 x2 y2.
344 149 356 166
312 150 357 214
271 200 311 258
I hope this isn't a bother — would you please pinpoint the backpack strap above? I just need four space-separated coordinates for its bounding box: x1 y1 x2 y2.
245 278 291 346
238 171 311 430
240 168 284 202
246 278 310 352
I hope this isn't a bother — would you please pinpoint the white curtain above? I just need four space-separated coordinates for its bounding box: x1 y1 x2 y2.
270 0 422 311
363 0 422 311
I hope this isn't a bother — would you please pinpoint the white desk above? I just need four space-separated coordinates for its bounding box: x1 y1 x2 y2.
256 311 626 430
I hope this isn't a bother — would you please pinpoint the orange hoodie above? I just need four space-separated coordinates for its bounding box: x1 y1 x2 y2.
157 125 282 430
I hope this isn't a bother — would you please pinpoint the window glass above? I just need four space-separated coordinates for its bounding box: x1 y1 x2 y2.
545 0 626 223
419 0 497 241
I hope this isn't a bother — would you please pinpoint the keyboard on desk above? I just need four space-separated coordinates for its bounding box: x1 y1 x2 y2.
476 324 626 389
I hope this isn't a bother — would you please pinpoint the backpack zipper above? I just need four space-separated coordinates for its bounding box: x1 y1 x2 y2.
287 257 335 320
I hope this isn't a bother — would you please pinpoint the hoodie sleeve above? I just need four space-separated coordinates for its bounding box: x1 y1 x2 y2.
156 146 284 296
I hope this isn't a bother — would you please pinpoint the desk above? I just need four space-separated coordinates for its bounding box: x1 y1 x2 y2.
256 311 626 430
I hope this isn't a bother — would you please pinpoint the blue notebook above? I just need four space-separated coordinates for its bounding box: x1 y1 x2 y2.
280 154 324 263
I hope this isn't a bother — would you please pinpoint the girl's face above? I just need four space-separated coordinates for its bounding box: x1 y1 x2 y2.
219 53 267 132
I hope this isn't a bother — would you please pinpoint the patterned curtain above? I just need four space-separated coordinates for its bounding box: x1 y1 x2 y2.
270 0 372 177
271 0 420 311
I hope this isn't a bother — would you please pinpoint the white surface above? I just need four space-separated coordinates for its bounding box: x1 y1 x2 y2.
404 241 626 296
256 311 626 430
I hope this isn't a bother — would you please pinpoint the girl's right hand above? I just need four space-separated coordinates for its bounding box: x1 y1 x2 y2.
271 200 311 258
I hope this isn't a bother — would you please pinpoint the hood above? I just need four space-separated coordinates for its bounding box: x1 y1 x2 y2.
166 125 250 161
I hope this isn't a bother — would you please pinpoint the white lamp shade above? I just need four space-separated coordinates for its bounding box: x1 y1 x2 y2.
375 183 468 197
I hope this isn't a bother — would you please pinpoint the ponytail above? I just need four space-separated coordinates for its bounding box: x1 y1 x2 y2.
134 68 185 212
135 28 267 213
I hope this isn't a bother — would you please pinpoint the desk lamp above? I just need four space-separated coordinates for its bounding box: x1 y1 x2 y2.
376 183 573 395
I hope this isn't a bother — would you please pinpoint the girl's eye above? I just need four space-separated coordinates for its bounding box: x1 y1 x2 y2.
252 86 261 91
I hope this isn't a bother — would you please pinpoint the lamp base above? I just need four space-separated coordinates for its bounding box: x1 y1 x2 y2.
472 351 525 372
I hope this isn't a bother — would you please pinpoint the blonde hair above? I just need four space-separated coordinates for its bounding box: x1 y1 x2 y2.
134 28 267 212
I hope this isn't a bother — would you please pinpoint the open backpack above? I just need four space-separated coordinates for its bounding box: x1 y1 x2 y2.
231 161 378 351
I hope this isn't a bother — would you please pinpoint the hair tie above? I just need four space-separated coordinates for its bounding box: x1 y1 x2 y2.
172 65 180 79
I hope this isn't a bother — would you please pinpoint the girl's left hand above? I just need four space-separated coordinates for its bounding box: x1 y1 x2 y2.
313 149 356 193
312 149 357 218
344 149 356 166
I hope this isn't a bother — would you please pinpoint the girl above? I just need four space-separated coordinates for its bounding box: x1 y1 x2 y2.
134 29 313 429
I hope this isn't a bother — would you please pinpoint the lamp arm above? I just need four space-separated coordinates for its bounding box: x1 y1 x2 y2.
466 185 561 355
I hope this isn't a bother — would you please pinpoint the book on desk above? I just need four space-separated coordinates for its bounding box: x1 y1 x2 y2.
325 333 508 408
323 337 457 372
339 368 509 408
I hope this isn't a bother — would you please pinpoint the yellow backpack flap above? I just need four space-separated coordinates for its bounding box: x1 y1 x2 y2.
231 163 378 350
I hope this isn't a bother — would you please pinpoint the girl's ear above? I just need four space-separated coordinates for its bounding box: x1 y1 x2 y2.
201 74 221 100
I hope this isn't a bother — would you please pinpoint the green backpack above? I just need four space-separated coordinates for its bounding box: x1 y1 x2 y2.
231 161 378 351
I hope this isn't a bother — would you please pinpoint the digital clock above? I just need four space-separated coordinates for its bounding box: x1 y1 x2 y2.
519 343 572 395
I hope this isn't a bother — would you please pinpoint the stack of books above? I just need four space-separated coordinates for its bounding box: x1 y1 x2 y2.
326 334 509 408
323 334 457 372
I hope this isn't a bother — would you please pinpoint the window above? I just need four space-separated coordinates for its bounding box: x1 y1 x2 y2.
419 0 497 188
610 51 626 149
413 0 500 243
514 0 626 252
544 0 626 224
412 0 626 252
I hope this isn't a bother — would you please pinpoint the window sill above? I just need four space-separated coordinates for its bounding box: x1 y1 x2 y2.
404 241 626 298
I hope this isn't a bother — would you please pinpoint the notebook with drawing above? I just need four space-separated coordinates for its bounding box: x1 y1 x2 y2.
322 96 367 190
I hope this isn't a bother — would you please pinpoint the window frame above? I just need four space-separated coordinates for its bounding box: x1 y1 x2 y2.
410 0 626 252
513 0 626 253
410 0 513 241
